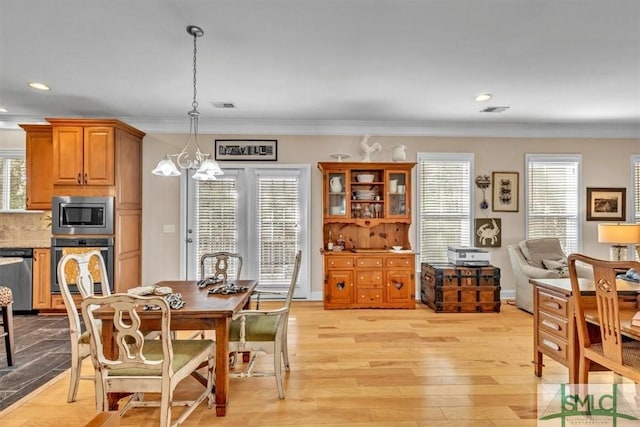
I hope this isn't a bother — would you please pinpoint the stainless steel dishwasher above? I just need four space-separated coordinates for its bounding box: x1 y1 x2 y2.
0 248 34 312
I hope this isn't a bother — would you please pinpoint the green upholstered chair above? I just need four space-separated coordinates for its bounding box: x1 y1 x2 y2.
81 294 215 427
228 250 302 399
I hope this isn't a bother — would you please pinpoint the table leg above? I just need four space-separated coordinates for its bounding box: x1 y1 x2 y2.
214 317 231 416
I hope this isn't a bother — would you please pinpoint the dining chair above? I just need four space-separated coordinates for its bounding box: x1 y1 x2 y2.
80 293 215 426
200 251 243 281
229 250 302 399
568 253 640 384
58 250 111 403
0 286 15 366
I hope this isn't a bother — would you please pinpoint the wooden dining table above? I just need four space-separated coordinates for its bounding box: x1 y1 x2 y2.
95 279 257 417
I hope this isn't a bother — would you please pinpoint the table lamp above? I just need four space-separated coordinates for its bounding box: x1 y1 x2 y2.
597 223 640 261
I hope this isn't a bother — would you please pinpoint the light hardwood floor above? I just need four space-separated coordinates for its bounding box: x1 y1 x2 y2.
0 301 625 426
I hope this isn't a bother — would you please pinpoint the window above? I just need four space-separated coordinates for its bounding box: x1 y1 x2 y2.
525 154 581 254
186 166 310 298
633 155 640 225
633 156 640 260
417 153 473 263
0 150 26 211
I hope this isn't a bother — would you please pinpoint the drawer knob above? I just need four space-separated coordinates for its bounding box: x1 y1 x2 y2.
542 319 561 331
542 339 561 352
543 301 562 310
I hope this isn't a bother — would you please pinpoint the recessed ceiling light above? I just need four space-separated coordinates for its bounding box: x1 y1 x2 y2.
474 93 492 102
28 82 50 91
0 108 7 113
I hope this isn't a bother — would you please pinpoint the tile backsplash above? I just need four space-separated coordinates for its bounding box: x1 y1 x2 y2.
0 211 52 243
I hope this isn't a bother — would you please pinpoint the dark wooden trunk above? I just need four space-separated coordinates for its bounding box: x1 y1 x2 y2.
421 263 501 313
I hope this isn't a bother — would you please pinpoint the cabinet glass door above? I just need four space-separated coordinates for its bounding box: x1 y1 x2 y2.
327 171 348 217
386 170 409 218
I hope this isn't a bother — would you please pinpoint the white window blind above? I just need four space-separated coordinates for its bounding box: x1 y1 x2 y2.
0 150 26 210
417 153 473 263
526 154 581 254
186 166 309 298
256 170 301 288
192 174 241 279
633 156 640 225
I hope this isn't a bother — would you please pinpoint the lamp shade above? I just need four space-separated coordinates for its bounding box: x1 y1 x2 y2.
598 223 640 244
152 155 181 177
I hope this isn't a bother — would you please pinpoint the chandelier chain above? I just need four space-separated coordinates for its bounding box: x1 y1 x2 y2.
192 31 198 112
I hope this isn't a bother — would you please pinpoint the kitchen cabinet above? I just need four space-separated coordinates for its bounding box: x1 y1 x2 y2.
32 248 51 309
47 119 145 196
20 124 53 210
51 125 115 186
319 162 416 309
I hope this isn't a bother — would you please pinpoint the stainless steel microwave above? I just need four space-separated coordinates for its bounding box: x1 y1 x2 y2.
52 196 114 235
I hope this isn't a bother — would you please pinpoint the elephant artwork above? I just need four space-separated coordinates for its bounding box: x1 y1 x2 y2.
474 218 502 248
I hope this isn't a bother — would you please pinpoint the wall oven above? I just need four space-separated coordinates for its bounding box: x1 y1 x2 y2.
51 237 115 294
52 196 114 235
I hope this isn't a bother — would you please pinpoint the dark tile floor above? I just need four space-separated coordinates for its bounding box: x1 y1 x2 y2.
0 314 71 411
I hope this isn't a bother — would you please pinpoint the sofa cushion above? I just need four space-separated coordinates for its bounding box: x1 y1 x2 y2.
518 238 566 269
542 258 569 277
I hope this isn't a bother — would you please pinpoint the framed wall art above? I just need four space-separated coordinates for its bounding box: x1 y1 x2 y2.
214 139 278 161
586 187 626 221
492 171 519 212
474 218 501 248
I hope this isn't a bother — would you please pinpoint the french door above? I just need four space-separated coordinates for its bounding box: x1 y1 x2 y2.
185 166 310 298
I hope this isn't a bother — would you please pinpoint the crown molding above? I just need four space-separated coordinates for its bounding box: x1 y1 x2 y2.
2 115 639 139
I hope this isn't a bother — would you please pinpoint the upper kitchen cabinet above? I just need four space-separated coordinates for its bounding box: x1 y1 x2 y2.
19 124 53 210
51 124 114 186
46 119 145 204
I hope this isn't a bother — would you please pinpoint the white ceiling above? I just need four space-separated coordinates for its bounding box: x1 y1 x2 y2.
1 0 639 138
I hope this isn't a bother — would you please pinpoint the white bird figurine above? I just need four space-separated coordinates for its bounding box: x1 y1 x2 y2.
359 135 382 162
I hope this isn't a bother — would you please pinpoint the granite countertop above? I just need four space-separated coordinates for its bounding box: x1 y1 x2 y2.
0 240 51 249
0 258 23 266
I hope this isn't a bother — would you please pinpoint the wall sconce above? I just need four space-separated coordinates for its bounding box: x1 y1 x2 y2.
597 223 640 261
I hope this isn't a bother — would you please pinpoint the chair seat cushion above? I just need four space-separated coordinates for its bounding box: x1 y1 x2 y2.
229 315 278 342
108 339 213 377
590 340 640 369
0 287 13 306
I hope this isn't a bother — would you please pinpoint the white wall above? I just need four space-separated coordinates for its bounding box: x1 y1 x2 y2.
2 129 638 299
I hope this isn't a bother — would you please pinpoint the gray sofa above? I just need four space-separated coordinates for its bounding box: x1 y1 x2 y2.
507 238 593 313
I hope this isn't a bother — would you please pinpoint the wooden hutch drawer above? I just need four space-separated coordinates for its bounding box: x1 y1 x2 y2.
356 257 383 268
357 288 383 304
537 289 568 318
386 256 412 268
538 330 568 360
538 310 569 340
357 270 383 286
327 257 354 268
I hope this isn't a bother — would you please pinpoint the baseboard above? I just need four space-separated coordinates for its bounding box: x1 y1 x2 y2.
311 289 516 302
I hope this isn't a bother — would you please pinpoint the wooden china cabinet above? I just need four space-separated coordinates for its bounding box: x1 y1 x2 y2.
318 162 416 309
